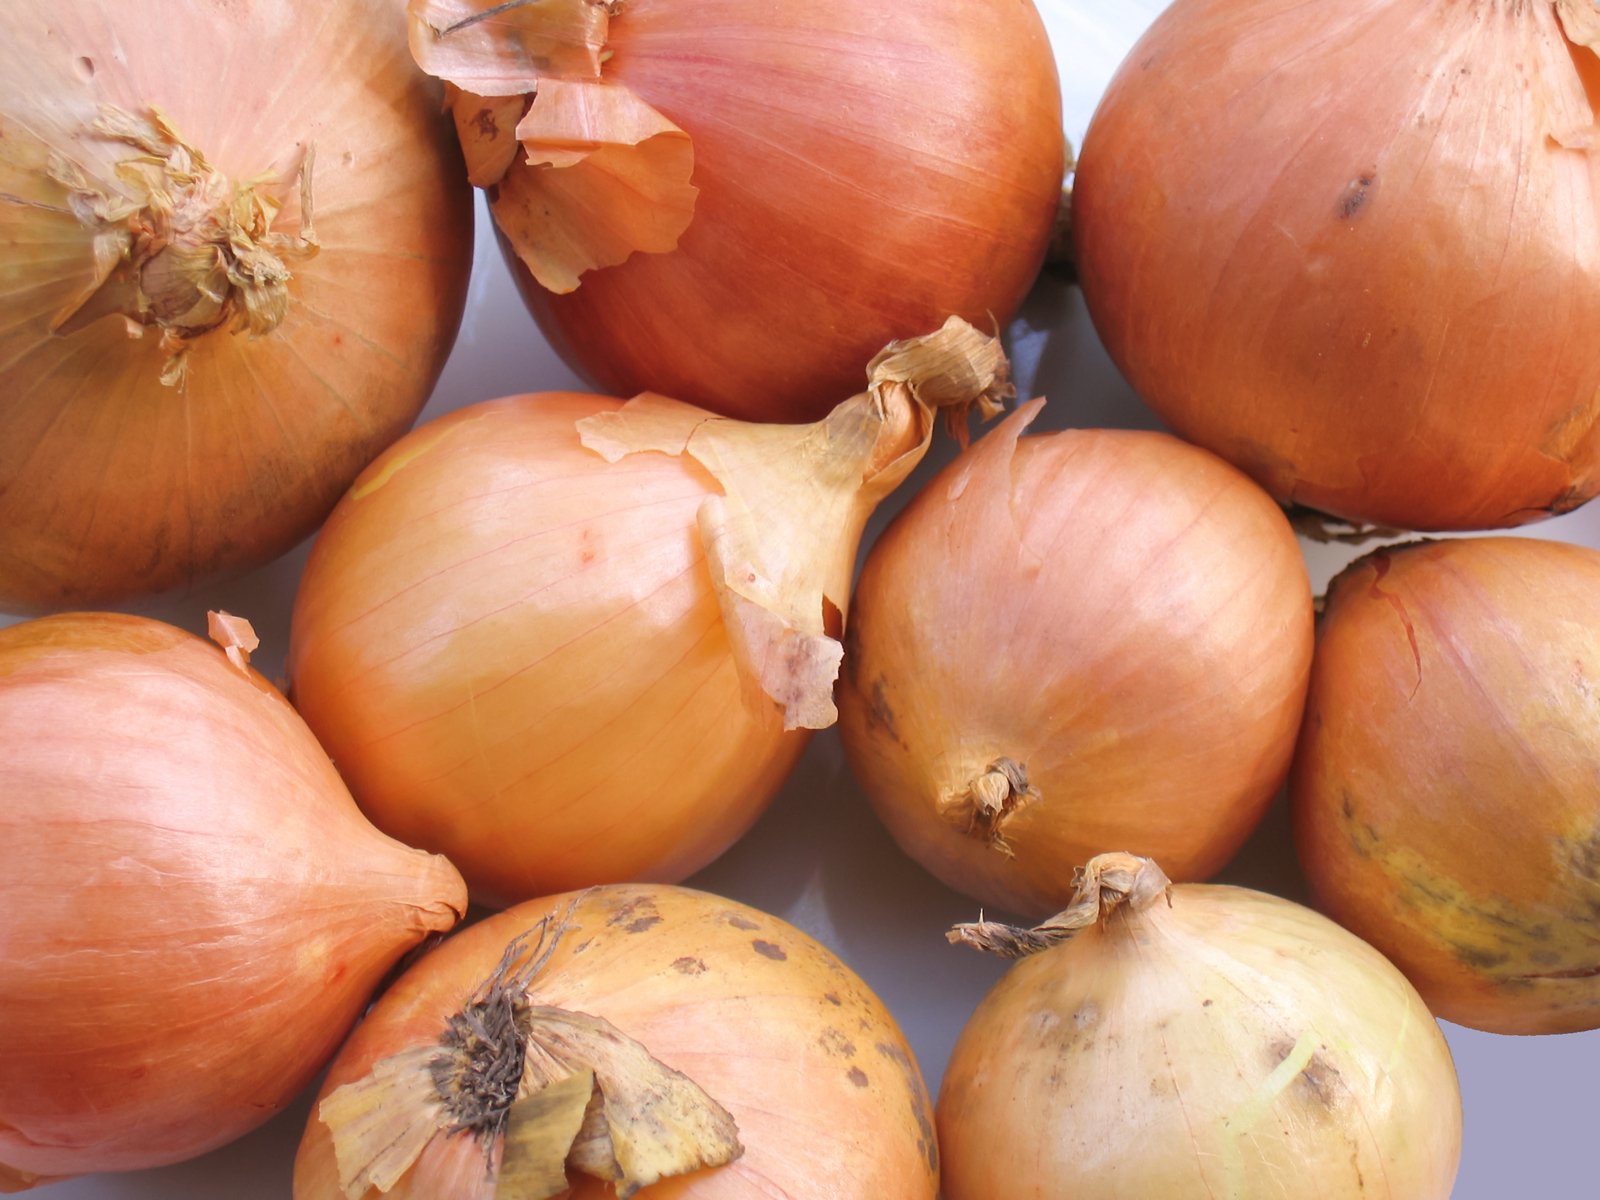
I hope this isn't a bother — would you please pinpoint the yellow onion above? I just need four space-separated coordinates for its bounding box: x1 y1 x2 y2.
939 853 1462 1199
294 883 938 1200
1073 0 1600 531
406 0 1063 422
1293 537 1600 1034
837 402 1313 917
0 0 473 612
0 612 466 1190
288 318 1011 906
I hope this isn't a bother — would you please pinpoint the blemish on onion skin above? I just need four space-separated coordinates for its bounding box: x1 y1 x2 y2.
819 1028 857 1058
671 956 706 975
75 56 95 80
876 1042 939 1175
725 913 760 931
822 991 843 1006
625 915 661 934
847 1066 869 1088
752 939 786 961
1337 171 1377 220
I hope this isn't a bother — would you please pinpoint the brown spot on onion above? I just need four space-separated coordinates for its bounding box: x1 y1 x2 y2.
751 940 786 961
847 1067 869 1088
671 957 706 976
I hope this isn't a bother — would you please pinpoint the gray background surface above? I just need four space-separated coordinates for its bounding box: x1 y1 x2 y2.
10 2 1596 1195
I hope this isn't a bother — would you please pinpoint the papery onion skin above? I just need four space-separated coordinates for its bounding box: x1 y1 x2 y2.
1293 537 1600 1034
497 0 1064 422
939 858 1462 1199
0 613 467 1184
292 883 939 1200
837 402 1313 917
0 0 472 613
1072 0 1600 531
287 393 807 908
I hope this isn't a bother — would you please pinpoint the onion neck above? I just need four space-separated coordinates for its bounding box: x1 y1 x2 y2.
47 106 316 387
948 852 1172 959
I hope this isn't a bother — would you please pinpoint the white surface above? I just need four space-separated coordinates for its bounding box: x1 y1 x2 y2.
11 3 1598 1196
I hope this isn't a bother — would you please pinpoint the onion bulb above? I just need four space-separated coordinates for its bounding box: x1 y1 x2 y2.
939 853 1462 1199
1293 537 1600 1034
294 883 938 1200
288 317 1011 906
406 0 1063 422
837 402 1313 917
0 612 467 1190
0 0 472 612
1072 0 1600 531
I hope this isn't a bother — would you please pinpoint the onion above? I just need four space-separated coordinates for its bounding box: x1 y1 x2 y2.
288 318 1011 906
1293 536 1600 1034
939 853 1462 1198
1072 0 1600 531
836 401 1313 917
0 612 467 1189
293 883 938 1200
406 0 1063 422
0 0 473 612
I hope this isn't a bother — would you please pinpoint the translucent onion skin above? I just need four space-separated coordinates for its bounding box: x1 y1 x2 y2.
293 884 939 1200
837 403 1314 917
0 614 467 1188
0 0 472 612
288 394 808 908
1293 538 1600 1034
508 0 1064 422
1073 0 1600 531
940 861 1462 1199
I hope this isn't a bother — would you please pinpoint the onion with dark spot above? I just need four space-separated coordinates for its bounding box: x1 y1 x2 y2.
294 884 939 1200
1073 0 1600 531
939 854 1462 1198
1293 536 1600 1034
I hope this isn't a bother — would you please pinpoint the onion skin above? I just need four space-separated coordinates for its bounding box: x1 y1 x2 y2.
0 613 467 1184
287 393 807 907
837 402 1313 916
940 858 1462 1199
1293 537 1600 1034
498 0 1063 422
1072 0 1600 531
0 0 472 612
293 884 939 1200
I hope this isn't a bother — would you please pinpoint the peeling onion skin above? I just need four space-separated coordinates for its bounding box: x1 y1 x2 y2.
1072 0 1600 531
0 613 467 1185
837 402 1314 917
293 884 940 1200
506 0 1064 422
287 393 808 908
0 0 472 613
1292 537 1600 1034
940 873 1462 1199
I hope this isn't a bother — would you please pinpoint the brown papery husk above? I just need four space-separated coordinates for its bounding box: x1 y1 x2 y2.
1293 536 1600 1034
837 402 1314 917
938 854 1462 1199
1073 0 1600 531
0 613 466 1183
0 1 472 612
288 318 1009 907
453 0 1065 423
293 884 939 1200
